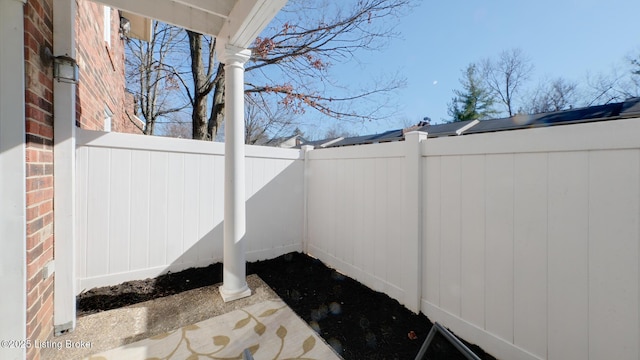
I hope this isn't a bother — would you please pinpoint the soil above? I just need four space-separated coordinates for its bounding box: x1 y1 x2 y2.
77 252 496 360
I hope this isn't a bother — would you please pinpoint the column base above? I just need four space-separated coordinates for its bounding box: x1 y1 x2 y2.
219 284 252 302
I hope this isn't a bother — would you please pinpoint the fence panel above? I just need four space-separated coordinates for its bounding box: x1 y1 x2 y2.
306 141 409 303
546 151 589 360
75 129 304 292
421 118 640 360
75 117 640 360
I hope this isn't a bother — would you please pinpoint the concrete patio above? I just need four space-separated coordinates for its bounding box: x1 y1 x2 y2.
44 275 340 360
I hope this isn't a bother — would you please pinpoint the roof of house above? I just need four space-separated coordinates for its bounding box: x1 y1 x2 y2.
306 97 640 148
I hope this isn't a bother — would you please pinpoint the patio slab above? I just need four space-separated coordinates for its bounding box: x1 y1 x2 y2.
43 275 330 360
84 299 341 360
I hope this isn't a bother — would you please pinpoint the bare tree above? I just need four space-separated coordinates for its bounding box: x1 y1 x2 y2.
125 22 189 135
178 0 411 141
630 49 640 77
244 98 296 145
323 124 358 139
161 121 191 139
586 62 640 106
128 1 411 140
525 77 579 114
245 0 410 119
481 48 534 117
182 31 223 140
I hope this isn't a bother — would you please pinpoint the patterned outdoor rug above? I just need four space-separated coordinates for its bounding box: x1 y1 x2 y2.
85 299 341 360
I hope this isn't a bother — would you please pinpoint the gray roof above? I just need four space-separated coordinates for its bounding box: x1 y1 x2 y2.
308 97 640 148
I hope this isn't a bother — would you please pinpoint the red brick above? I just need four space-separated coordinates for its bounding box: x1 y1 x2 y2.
27 242 43 263
25 89 39 104
28 163 45 177
26 318 41 344
33 176 53 189
25 191 39 206
41 0 51 18
39 71 53 90
43 212 53 226
26 296 41 322
38 200 52 214
26 148 39 162
41 247 53 265
26 120 40 134
27 287 40 307
39 150 53 163
26 206 39 220
37 124 53 139
27 233 41 250
42 234 53 251
26 190 43 206
27 270 42 292
27 259 43 279
26 346 38 360
37 303 53 333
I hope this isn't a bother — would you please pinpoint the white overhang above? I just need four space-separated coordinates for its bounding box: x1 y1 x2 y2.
94 0 287 48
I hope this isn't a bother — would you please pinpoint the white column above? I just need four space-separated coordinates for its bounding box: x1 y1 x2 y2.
218 45 252 302
403 131 427 313
53 0 77 333
0 0 27 358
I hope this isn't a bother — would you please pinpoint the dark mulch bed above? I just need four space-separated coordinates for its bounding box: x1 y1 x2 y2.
77 252 496 360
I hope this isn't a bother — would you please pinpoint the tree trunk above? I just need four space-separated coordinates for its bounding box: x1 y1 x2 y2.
208 63 225 139
188 31 210 140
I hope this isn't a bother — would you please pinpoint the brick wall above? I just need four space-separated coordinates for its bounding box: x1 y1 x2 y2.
75 1 142 134
23 1 142 358
24 0 55 358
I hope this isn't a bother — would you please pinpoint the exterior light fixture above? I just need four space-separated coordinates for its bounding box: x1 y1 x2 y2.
119 16 131 39
53 55 79 84
40 46 79 84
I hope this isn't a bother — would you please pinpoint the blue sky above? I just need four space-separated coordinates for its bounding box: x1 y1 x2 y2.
299 0 640 137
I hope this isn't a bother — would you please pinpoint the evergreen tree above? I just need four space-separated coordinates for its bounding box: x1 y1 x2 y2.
448 63 497 122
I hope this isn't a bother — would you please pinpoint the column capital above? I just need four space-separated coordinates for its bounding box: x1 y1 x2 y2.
217 44 251 65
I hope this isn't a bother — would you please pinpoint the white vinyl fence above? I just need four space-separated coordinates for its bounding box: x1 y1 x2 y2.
75 129 304 291
75 117 640 360
306 118 640 360
306 141 409 302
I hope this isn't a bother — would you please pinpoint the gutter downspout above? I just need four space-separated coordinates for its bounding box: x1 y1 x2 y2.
53 0 77 334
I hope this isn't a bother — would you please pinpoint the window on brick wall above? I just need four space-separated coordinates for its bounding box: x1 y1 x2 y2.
104 106 113 132
103 6 111 47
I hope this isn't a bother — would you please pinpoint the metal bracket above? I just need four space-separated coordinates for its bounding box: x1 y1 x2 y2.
414 322 481 360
